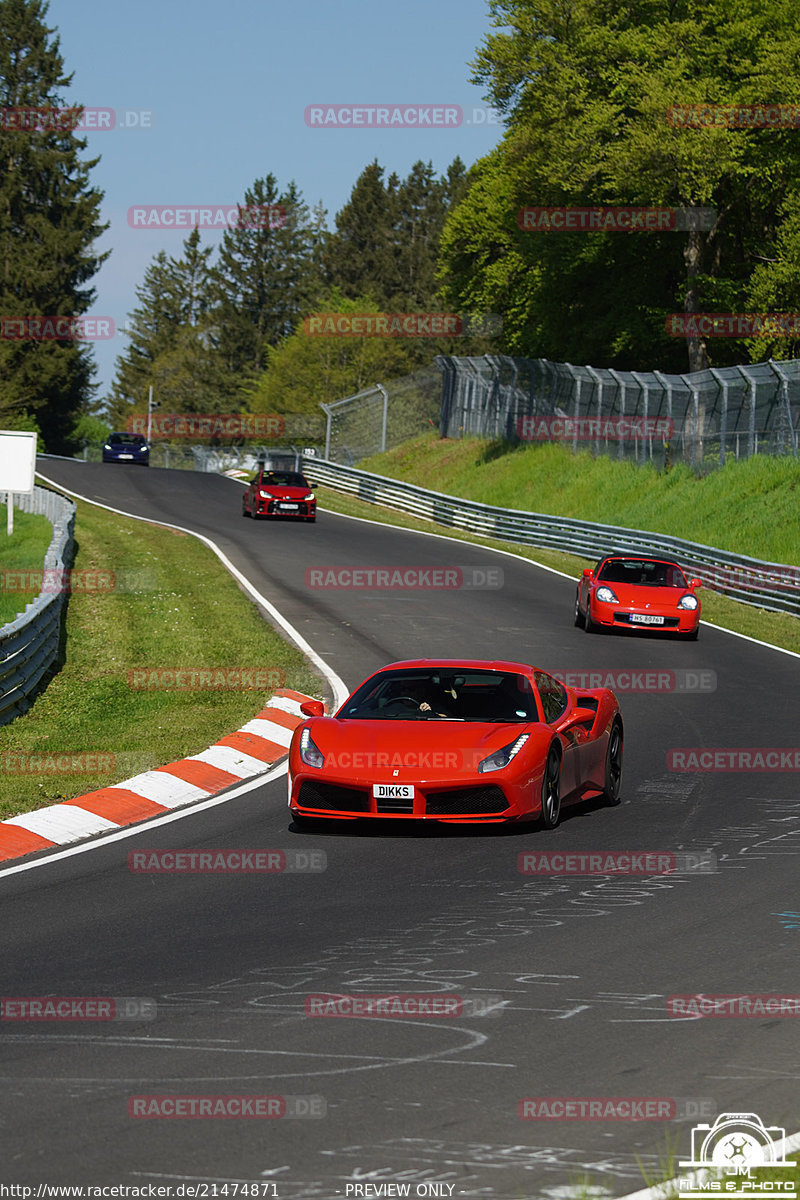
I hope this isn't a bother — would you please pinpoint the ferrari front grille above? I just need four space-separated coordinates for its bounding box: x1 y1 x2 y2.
425 786 508 815
297 781 369 812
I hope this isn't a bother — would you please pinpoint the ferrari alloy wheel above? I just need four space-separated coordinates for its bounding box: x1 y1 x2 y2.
602 718 623 806
540 746 562 829
573 592 585 628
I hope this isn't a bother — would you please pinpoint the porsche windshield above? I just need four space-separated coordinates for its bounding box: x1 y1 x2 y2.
340 669 538 722
597 558 687 588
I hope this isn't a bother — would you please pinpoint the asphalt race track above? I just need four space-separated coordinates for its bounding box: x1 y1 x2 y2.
2 458 799 1197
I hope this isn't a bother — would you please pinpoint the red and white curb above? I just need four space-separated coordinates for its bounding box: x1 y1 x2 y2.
0 689 314 865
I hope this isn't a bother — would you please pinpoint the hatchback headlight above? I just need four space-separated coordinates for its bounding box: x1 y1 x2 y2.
299 728 325 768
678 594 699 610
596 586 619 604
478 734 529 774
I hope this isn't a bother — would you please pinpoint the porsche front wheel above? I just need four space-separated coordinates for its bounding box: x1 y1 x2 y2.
540 746 562 829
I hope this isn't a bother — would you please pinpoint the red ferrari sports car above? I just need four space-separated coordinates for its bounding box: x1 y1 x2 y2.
242 470 316 521
575 553 701 639
288 659 623 828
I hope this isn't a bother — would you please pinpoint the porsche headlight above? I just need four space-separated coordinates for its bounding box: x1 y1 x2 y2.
678 593 699 610
299 727 325 768
478 733 529 774
596 586 619 604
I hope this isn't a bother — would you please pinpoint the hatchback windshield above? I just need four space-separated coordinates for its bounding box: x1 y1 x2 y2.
261 472 309 488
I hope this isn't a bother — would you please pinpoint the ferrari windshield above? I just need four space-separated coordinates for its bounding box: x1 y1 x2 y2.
339 668 538 722
597 558 687 588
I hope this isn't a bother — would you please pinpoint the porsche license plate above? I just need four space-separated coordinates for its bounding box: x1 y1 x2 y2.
372 784 414 800
278 502 299 510
630 613 664 625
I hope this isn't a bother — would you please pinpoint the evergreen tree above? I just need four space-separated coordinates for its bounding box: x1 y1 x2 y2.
0 0 108 451
323 162 400 305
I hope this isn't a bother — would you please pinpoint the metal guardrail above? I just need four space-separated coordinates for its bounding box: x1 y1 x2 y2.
0 486 76 724
302 456 800 618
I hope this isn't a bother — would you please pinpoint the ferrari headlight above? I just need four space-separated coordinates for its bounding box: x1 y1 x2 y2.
678 593 699 610
478 733 529 774
596 586 619 604
299 727 325 768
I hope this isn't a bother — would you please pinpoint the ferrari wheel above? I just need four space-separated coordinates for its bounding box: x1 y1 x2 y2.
573 592 585 628
540 746 562 829
602 718 623 806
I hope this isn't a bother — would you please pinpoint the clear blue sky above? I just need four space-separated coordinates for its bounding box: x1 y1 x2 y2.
46 0 505 402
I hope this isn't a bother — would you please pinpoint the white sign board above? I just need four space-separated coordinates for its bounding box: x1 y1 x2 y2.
0 431 37 494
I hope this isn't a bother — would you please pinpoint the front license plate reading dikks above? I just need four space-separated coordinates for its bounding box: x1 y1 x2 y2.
630 613 664 624
372 784 414 800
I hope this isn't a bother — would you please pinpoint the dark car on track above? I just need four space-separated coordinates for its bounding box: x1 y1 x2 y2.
242 470 316 522
102 432 150 466
575 552 701 639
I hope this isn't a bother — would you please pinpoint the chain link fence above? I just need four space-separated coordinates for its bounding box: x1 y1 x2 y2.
320 367 442 465
436 354 800 470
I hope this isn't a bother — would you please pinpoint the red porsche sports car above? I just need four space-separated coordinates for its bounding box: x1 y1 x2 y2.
288 659 623 828
575 553 701 639
242 470 316 521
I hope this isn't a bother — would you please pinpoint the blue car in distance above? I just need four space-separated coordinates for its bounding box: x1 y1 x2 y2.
102 432 150 466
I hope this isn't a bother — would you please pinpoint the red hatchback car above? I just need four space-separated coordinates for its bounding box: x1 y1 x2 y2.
242 470 316 522
288 658 623 829
575 553 702 639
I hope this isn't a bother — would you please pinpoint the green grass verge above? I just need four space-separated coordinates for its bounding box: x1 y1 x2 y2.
0 505 54 626
358 433 800 565
313 485 800 655
0 496 323 819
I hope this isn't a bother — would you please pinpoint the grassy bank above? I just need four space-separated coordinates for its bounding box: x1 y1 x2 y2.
0 506 54 626
358 434 800 565
0 496 322 818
